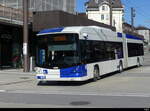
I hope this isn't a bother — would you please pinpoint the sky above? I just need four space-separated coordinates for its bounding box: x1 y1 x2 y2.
76 0 150 28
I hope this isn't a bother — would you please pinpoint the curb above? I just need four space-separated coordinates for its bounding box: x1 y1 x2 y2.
0 71 36 76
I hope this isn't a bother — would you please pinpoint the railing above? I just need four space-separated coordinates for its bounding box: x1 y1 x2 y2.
0 5 32 25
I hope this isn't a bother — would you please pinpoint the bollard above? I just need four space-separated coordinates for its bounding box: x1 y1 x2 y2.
30 56 35 72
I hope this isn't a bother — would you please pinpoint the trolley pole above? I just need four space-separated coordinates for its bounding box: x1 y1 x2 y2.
23 0 29 72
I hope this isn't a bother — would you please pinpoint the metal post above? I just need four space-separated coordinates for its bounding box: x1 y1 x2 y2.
44 0 47 11
23 0 29 72
16 0 19 20
109 0 112 26
131 7 136 32
3 0 5 16
149 30 150 43
10 7 13 23
149 30 150 52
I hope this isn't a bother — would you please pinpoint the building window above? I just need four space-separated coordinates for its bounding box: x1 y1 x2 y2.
101 14 104 20
102 6 105 11
105 6 108 11
106 14 109 20
102 5 108 11
95 0 99 4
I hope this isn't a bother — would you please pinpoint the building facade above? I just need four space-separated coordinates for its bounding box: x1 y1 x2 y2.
136 27 150 44
0 0 76 14
0 0 76 69
85 0 124 32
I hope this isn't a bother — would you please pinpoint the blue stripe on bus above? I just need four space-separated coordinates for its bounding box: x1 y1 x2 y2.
117 32 123 38
38 27 64 34
126 34 144 40
43 70 48 74
117 32 143 40
60 65 87 78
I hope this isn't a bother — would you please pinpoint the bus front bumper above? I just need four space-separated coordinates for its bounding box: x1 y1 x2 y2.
36 74 90 81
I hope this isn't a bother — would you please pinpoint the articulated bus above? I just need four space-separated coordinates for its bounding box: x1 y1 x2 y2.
35 26 144 82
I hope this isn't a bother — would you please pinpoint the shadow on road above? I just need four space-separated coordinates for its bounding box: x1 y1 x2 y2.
37 80 93 86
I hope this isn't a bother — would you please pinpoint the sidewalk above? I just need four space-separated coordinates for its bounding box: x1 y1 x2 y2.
0 69 36 86
0 68 36 75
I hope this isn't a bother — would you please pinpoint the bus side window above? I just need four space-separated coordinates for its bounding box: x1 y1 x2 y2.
116 48 122 59
80 40 92 63
92 41 106 62
115 43 123 59
105 42 115 60
80 40 86 63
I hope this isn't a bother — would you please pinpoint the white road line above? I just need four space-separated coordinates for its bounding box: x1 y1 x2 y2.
0 90 6 92
7 90 150 97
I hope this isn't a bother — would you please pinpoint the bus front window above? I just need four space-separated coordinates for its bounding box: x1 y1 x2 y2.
49 51 79 68
36 34 80 68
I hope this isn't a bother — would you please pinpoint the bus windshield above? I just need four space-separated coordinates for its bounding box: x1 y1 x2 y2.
36 33 80 69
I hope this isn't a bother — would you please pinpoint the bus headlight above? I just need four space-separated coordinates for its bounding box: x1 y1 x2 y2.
35 68 42 74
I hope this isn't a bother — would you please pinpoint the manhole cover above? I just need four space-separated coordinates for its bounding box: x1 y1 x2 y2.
70 101 91 106
20 77 29 79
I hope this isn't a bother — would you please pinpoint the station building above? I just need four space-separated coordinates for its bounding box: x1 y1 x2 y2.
0 0 76 14
0 0 76 69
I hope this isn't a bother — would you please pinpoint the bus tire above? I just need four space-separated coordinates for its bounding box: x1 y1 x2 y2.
118 61 123 73
93 66 101 82
37 81 47 85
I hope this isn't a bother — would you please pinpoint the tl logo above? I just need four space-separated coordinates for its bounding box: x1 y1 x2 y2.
43 70 48 74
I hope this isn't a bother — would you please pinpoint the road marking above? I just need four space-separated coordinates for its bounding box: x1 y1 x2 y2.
0 90 6 92
8 90 150 98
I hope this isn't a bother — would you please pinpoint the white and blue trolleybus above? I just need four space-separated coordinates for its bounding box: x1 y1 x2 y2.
35 26 144 82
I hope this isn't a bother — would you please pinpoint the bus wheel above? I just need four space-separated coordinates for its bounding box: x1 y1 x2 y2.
37 81 47 85
93 67 100 82
119 62 123 73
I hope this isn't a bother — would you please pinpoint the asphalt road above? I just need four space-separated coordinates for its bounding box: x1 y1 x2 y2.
0 53 150 108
